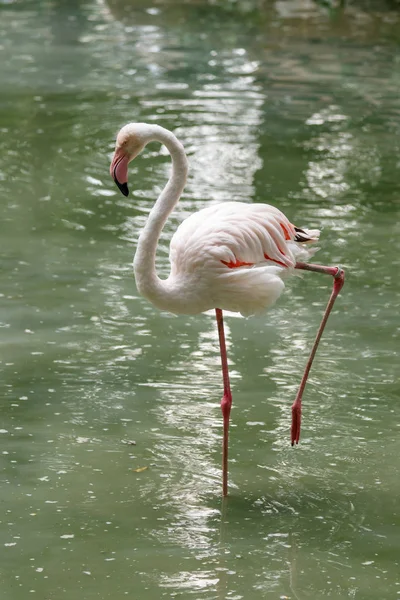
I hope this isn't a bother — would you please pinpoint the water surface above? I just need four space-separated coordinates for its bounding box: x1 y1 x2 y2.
1 1 399 598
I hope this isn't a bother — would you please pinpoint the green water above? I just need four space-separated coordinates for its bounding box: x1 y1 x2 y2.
1 0 400 598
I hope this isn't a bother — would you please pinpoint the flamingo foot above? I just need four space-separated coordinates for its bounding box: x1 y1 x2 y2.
291 398 302 446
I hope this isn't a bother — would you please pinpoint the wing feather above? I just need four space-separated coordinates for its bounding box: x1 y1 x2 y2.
169 201 315 276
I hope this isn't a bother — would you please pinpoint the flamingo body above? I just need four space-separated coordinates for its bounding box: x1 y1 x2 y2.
168 201 319 316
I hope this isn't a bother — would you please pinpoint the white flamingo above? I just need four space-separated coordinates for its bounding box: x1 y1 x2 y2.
110 123 345 497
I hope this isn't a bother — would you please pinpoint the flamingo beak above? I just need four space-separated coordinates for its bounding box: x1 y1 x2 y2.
110 147 129 197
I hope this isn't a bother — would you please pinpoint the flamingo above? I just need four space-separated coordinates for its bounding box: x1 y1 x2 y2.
110 123 345 497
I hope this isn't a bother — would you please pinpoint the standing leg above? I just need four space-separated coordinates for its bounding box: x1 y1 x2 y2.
215 308 232 497
291 263 345 445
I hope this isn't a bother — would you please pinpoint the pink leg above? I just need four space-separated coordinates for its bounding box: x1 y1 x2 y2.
291 262 345 446
215 308 232 497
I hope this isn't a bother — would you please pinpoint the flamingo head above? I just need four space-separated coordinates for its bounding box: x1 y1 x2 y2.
110 124 147 197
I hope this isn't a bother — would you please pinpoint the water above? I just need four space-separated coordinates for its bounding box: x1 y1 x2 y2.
1 0 400 598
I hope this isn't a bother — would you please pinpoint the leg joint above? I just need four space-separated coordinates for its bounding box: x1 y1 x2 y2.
334 266 345 280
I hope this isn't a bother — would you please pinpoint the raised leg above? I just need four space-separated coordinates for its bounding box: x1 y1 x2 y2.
215 308 232 497
291 263 345 445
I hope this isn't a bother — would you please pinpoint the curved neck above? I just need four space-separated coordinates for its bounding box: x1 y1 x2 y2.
133 125 188 310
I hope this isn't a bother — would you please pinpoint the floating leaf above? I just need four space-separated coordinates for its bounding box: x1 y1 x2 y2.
133 466 148 473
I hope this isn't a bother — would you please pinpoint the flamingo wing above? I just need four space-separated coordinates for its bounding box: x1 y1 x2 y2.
170 202 318 274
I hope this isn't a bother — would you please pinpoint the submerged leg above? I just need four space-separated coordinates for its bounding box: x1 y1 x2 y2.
215 308 232 497
291 263 345 446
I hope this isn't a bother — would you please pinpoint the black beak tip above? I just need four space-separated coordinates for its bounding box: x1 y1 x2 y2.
115 180 129 197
